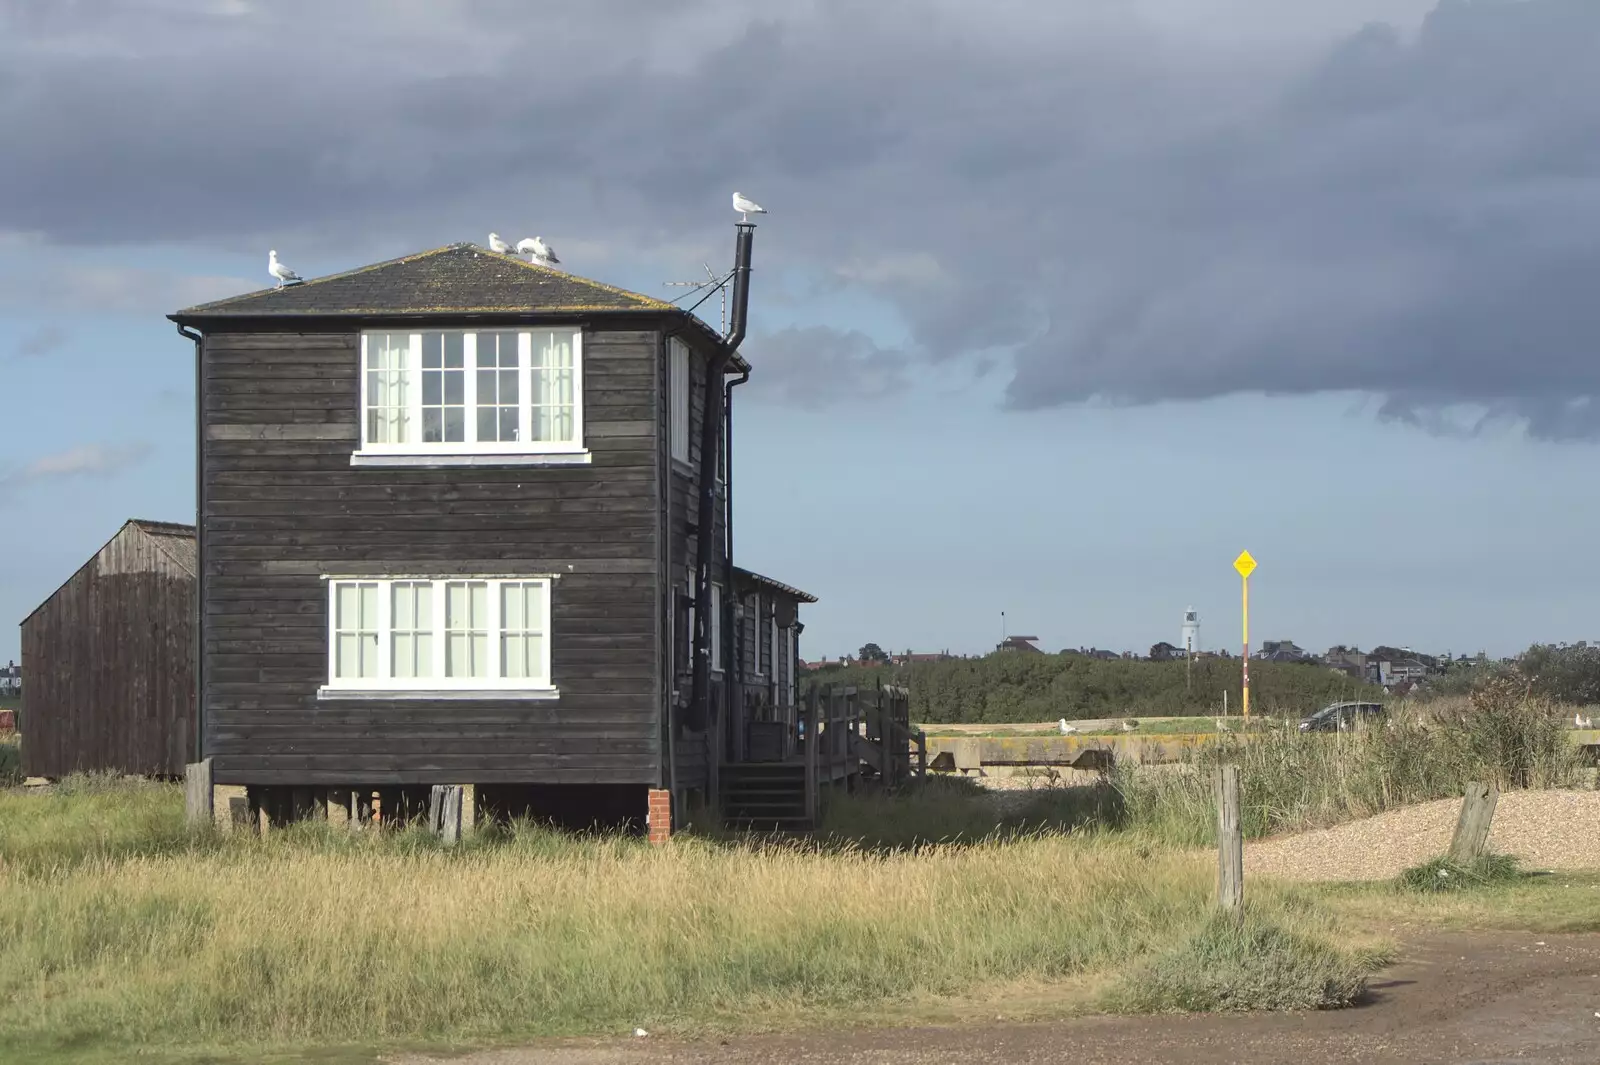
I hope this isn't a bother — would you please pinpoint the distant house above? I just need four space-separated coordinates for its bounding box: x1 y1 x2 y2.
21 519 197 778
1374 658 1429 687
1148 641 1183 662
996 635 1042 653
1257 640 1310 663
1322 645 1368 681
0 660 19 695
891 650 952 666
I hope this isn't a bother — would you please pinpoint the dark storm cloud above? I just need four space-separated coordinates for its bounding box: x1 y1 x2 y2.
740 327 908 410
5 0 1600 432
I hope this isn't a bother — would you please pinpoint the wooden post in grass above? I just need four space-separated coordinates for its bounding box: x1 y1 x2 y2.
429 785 463 844
183 758 213 828
1215 764 1243 914
1448 781 1498 863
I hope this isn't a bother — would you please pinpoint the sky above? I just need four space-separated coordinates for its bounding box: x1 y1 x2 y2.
4 0 1600 665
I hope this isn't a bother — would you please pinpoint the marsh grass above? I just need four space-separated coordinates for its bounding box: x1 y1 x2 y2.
1107 908 1387 1013
1396 853 1522 893
1110 684 1587 847
0 775 1378 1061
0 734 19 788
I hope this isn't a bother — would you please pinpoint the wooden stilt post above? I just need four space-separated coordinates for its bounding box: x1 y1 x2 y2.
1215 765 1243 914
1448 782 1498 863
183 758 214 828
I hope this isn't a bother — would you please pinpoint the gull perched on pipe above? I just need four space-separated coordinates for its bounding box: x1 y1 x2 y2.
732 191 766 222
268 249 302 289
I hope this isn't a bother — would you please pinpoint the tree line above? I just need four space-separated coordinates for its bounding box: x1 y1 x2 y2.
801 652 1383 723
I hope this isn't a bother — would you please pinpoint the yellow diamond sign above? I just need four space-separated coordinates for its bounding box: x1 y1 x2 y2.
1233 551 1257 579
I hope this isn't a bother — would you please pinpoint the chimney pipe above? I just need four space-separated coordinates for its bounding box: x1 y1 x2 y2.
688 221 756 738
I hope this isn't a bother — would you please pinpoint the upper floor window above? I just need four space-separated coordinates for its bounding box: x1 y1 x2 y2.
358 329 583 460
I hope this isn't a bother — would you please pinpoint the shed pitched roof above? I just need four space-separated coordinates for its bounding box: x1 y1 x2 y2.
170 243 679 320
130 519 197 577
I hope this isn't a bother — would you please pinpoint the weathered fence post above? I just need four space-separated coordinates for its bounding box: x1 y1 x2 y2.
428 785 463 844
1448 781 1499 863
1215 764 1243 914
184 758 213 828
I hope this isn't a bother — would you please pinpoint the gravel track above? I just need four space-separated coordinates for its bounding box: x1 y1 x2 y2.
1245 789 1600 882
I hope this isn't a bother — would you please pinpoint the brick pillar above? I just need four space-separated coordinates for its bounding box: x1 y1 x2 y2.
647 788 672 844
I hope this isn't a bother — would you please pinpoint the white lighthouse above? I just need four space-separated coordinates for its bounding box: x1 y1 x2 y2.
1181 606 1200 655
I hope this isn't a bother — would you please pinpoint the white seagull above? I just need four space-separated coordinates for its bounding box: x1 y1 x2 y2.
1058 718 1078 735
268 249 302 288
732 191 766 222
523 235 558 265
488 232 512 254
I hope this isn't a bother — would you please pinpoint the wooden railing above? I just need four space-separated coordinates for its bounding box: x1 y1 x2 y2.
796 681 926 823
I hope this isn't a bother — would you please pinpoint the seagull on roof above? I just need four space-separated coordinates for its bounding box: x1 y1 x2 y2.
268 249 301 289
488 232 512 255
732 191 766 222
520 236 558 265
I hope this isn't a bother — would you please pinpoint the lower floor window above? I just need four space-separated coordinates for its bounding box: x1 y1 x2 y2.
325 576 554 691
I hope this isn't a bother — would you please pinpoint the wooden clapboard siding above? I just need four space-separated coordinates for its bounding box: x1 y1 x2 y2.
20 521 196 778
198 327 664 785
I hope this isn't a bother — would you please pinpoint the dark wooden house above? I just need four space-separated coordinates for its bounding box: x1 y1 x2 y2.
20 518 197 778
168 226 814 829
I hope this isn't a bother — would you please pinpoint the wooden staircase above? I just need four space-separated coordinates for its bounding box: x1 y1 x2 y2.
720 763 810 831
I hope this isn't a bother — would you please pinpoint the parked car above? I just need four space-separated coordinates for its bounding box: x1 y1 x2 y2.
1298 701 1386 733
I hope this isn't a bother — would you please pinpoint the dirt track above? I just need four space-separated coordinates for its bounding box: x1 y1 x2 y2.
391 932 1600 1065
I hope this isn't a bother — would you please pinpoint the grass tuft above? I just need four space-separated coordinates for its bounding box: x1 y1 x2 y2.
1107 910 1384 1014
1396 853 1522 893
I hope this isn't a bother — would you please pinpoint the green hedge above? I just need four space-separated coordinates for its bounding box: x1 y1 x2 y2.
801 653 1382 724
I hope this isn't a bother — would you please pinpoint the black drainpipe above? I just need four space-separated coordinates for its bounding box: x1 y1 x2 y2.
177 323 205 764
723 365 749 741
688 222 755 739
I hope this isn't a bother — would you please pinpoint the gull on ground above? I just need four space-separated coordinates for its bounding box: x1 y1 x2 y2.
268 249 302 288
1058 718 1078 735
732 191 766 222
488 232 512 254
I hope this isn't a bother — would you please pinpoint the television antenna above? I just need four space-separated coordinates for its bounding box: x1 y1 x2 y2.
664 261 732 333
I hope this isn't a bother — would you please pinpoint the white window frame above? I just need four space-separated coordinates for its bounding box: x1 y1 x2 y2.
318 575 559 700
353 328 588 466
710 582 723 673
669 337 690 466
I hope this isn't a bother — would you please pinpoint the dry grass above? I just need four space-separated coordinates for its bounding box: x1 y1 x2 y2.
0 776 1379 1063
0 734 19 787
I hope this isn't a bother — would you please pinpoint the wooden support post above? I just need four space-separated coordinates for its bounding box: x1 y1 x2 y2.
183 758 213 828
429 785 463 844
352 789 373 830
1215 765 1243 914
1448 781 1499 863
425 783 464 844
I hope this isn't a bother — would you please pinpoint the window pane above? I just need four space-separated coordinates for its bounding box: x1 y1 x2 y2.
499 582 546 681
474 331 521 443
365 333 410 445
531 329 577 445
333 581 380 681
422 332 466 443
446 581 488 678
391 582 433 680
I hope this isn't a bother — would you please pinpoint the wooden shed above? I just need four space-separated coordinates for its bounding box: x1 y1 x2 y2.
20 519 197 778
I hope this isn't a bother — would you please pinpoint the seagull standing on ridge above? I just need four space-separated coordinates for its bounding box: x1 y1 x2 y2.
488 232 512 254
732 191 766 222
268 249 301 289
521 236 558 265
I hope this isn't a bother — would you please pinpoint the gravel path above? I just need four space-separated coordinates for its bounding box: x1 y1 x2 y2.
1246 789 1600 882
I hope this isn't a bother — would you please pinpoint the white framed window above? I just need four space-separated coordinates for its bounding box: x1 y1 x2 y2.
710 582 723 673
669 337 690 465
320 575 557 698
355 329 585 464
